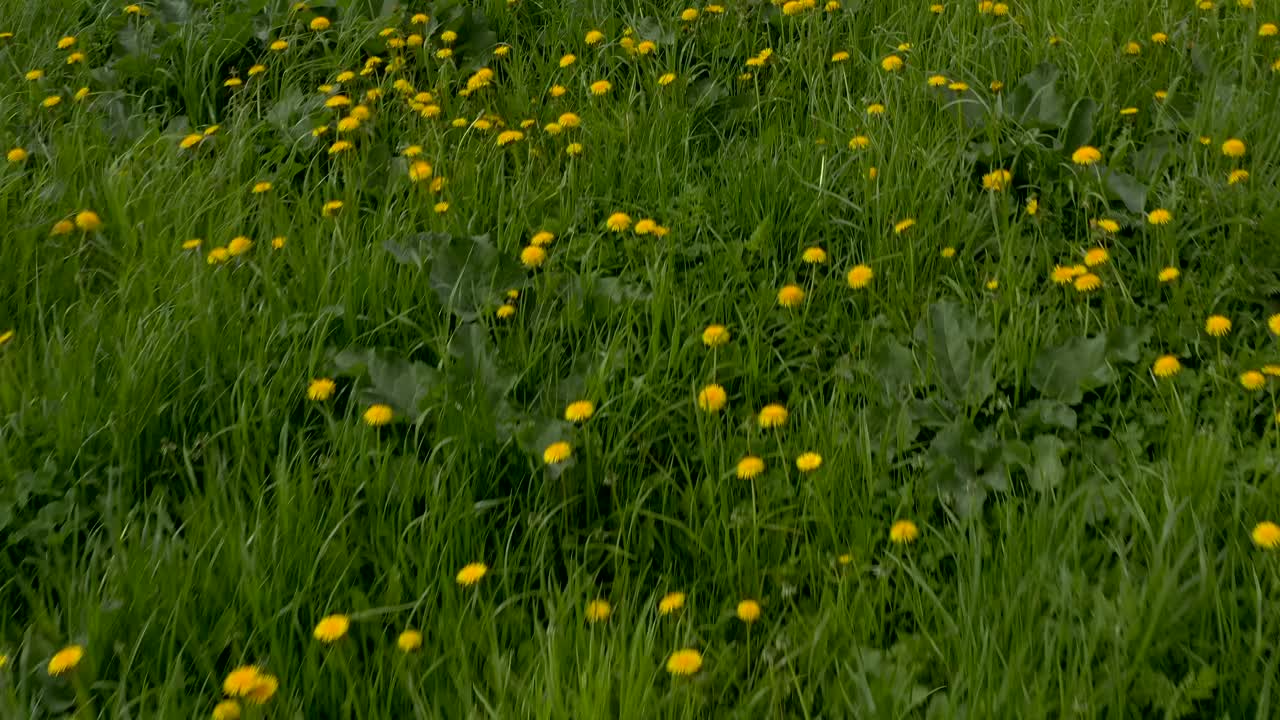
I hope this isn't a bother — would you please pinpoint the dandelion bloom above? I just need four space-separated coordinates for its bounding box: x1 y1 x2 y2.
1158 267 1180 283
831 51 850 63
941 246 957 258
42 95 63 108
1152 356 1181 378
982 169 1012 191
585 29 605 45
880 54 903 71
397 630 423 652
893 218 915 234
223 666 261 696
1071 146 1102 165
566 143 584 157
802 247 827 264
1095 219 1119 233
456 562 488 586
758 403 788 428
736 456 765 479
927 74 948 87
1269 313 1280 336
7 147 28 163
1147 209 1172 225
777 285 805 308
658 72 677 85
1229 169 1250 185
1151 32 1168 44
206 247 231 264
848 135 870 150
363 404 393 426
795 452 823 472
866 102 886 116
1204 315 1231 337
701 324 731 347
408 161 433 182
313 614 350 643
0 329 14 346
557 112 581 129
658 592 685 615
1261 23 1279 37
271 236 285 249
559 53 577 67
889 519 919 544
244 674 278 704
213 700 241 720
519 245 547 269
1084 248 1109 267
309 16 330 30
590 80 612 95
564 400 595 422
1073 273 1102 292
606 212 632 232
585 599 611 623
47 645 83 676
496 130 524 146
666 649 703 676
1050 266 1079 285
846 264 873 289
496 304 516 319
227 236 252 256
327 140 353 155
1253 521 1280 550
736 599 761 623
270 39 288 51
75 210 103 232
1221 138 1246 158
543 441 571 464
251 181 272 194
1240 371 1266 390
307 378 336 401
697 384 727 412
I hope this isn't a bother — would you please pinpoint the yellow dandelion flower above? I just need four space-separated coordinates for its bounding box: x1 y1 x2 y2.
1124 41 1141 55
496 304 516 319
846 264 873 289
590 79 612 95
698 384 727 412
307 378 335 401
1260 23 1278 37
866 102 886 116
880 54 903 71
1152 355 1181 378
795 452 823 472
271 236 286 249
1071 146 1102 165
702 324 730 347
363 404 393 426
1147 208 1172 225
7 147 29 163
1268 313 1280 335
982 169 1012 191
758 403 788 429
585 599 611 622
543 441 571 464
658 72 677 85
336 116 360 132
801 247 828 264
456 562 488 586
227 236 252 256
941 246 956 258
1073 273 1102 292
736 599 761 623
658 592 685 615
889 519 919 544
313 614 350 643
309 16 330 30
848 135 871 150
1084 247 1109 267
397 630 423 652
777 284 805 308
1050 265 1078 285
564 400 595 423
206 247 230 265
251 181 272 194
327 140 353 155
212 700 241 720
223 666 261 697
1240 371 1266 390
736 456 765 479
1205 315 1231 337
270 39 288 51
75 210 102 231
408 161 433 182
244 674 277 705
927 74 948 87
606 212 632 231
831 51 850 63
1253 521 1280 550
893 218 915 234
1221 138 1246 158
1095 219 1120 233
666 649 703 676
1158 267 1180 283
47 645 83 676
1228 169 1250 185
520 245 547 268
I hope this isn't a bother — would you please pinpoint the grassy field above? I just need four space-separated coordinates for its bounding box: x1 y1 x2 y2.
3 0 1280 717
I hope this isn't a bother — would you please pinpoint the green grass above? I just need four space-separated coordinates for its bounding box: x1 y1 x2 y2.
2 0 1280 717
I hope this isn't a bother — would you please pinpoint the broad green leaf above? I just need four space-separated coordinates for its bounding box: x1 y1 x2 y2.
1028 434 1067 491
1105 325 1151 364
1104 170 1148 213
1029 334 1114 404
1062 98 1096 151
1008 62 1066 129
1018 399 1077 430
914 301 995 407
